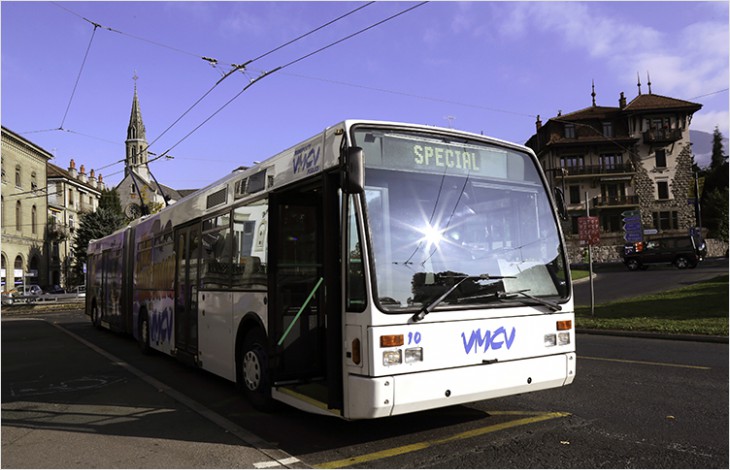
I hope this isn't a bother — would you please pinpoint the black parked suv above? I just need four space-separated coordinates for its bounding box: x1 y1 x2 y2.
623 235 707 271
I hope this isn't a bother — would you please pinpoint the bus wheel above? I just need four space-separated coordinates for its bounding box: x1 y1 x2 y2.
138 313 152 355
240 330 272 409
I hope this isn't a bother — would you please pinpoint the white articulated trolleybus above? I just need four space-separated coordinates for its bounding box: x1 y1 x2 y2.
86 120 575 419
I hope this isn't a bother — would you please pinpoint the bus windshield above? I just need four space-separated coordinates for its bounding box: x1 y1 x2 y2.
353 127 569 313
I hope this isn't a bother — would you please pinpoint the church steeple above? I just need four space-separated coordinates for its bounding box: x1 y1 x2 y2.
125 72 150 181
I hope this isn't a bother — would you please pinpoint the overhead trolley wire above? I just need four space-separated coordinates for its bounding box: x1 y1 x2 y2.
45 2 383 176
152 1 429 160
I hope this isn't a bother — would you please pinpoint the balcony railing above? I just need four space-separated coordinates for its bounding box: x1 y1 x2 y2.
563 162 635 176
46 222 69 241
643 128 682 144
591 195 640 207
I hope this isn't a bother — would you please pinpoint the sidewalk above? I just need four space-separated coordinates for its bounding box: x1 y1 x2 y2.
1 317 306 469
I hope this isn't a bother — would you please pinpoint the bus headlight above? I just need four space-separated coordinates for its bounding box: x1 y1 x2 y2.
405 347 423 363
544 333 557 347
558 332 571 345
383 349 402 366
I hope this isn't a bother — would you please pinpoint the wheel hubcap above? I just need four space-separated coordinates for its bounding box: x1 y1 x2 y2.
243 350 261 390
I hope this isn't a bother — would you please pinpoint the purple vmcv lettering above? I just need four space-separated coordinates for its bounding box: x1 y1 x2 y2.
292 147 320 175
461 326 516 354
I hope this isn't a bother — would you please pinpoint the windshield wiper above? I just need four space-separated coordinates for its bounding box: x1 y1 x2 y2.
411 274 515 322
498 289 562 312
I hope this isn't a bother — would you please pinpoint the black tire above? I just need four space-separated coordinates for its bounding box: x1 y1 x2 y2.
626 259 641 271
240 329 272 410
138 312 152 355
675 256 690 269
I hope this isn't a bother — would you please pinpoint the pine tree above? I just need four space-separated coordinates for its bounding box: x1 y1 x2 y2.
701 127 729 242
711 126 728 170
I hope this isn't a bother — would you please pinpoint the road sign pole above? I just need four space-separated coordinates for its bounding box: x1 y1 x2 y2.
586 192 594 317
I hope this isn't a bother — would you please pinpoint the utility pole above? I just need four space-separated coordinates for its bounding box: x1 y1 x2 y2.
586 191 595 316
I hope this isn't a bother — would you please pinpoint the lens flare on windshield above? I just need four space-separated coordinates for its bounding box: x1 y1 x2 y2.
421 223 444 249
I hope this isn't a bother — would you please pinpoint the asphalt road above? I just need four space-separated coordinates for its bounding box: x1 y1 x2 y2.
2 310 728 468
573 257 728 306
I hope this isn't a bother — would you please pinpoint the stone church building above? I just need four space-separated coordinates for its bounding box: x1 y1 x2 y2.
115 82 195 218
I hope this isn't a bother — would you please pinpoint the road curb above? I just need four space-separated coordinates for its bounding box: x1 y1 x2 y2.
577 328 729 344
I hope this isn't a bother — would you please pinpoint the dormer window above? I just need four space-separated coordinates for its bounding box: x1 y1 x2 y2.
564 124 575 139
602 122 613 138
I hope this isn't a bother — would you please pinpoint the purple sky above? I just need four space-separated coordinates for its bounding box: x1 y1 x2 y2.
2 1 728 190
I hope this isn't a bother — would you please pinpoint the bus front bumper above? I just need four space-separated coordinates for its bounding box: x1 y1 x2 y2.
346 352 576 419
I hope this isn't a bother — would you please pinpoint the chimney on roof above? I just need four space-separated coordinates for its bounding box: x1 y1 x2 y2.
535 114 542 131
79 164 88 183
619 91 626 109
98 173 105 191
557 110 562 117
68 159 77 178
89 169 98 188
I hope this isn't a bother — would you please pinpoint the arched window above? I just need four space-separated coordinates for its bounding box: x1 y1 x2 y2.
14 255 23 288
31 171 38 191
31 205 37 234
15 165 21 188
15 201 22 231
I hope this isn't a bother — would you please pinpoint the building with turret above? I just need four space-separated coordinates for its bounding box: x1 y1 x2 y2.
525 78 703 262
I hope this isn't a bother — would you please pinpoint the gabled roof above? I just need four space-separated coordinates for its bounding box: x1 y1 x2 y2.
623 93 702 112
557 105 621 121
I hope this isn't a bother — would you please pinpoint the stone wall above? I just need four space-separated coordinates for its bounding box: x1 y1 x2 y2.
567 238 729 265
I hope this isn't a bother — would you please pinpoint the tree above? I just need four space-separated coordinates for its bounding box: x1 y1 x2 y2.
702 187 729 241
700 127 729 242
100 188 123 214
69 207 127 286
711 126 728 170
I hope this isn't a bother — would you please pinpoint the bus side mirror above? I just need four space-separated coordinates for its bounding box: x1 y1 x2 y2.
343 146 364 194
553 187 568 220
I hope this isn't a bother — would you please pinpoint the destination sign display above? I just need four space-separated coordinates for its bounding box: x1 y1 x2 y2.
362 132 533 182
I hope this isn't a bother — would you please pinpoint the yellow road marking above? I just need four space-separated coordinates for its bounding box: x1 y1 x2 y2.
580 355 711 370
314 411 570 469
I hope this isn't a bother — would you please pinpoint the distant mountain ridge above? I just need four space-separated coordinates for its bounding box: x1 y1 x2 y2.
690 130 728 169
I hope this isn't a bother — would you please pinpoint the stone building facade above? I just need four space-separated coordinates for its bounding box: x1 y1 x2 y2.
2 126 52 290
525 84 704 263
2 125 107 290
47 159 106 288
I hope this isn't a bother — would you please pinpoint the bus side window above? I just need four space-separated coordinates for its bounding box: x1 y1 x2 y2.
346 196 366 312
201 217 232 289
233 204 266 288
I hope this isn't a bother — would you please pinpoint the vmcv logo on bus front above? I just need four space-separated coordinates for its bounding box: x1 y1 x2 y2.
461 326 517 354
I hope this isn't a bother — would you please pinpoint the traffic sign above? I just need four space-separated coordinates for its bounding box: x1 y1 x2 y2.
578 216 600 245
